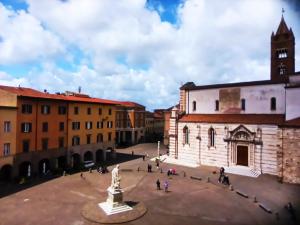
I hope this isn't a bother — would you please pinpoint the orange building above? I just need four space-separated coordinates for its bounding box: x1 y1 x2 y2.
0 94 17 180
0 85 118 180
115 102 145 146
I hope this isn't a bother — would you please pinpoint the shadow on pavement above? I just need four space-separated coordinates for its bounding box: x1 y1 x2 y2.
0 152 142 198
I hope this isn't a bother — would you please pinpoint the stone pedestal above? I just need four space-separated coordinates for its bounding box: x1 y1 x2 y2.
98 187 132 215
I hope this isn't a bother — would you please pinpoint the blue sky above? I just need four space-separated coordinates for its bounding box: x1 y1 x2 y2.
0 0 300 111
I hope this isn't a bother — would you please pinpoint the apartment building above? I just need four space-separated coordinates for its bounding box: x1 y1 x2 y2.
0 86 118 180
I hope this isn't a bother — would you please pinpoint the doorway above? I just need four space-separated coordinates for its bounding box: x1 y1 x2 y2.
237 145 248 166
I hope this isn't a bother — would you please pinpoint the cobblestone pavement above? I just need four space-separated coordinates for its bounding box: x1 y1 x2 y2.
0 143 299 225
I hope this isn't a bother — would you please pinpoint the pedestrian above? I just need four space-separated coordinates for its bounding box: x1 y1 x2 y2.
285 202 296 220
142 155 145 161
167 169 170 176
164 180 169 192
149 164 152 172
147 164 150 172
156 179 161 190
218 167 225 183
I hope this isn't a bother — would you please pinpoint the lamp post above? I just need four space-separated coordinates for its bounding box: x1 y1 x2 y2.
158 141 160 160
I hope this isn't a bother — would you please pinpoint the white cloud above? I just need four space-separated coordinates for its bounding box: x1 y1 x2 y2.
0 3 64 65
0 0 299 110
0 71 29 87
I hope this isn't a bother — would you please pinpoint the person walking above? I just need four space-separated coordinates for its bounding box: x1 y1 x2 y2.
164 180 169 192
218 167 225 183
156 179 161 190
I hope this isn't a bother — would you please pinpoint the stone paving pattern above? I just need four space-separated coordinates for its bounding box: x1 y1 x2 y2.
0 143 299 225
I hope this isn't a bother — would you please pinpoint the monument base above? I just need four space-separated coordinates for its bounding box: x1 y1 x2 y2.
98 187 132 215
98 202 132 215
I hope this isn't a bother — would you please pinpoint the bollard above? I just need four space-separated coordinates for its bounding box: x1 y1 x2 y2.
63 171 66 176
253 196 257 203
183 171 186 177
275 212 279 220
207 177 210 183
137 167 140 172
160 168 163 173
229 185 234 191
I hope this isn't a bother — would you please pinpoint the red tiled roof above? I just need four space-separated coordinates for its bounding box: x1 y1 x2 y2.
0 85 119 105
116 101 145 108
179 114 286 125
281 117 300 127
153 112 163 119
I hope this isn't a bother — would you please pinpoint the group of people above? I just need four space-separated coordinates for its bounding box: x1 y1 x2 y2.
167 168 176 176
156 179 169 192
97 166 108 174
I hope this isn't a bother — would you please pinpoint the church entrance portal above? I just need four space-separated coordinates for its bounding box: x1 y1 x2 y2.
236 145 248 166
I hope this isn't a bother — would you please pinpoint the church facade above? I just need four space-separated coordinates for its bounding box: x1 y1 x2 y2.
169 16 300 183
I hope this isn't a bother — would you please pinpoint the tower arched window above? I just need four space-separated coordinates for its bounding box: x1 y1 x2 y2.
271 97 276 111
183 126 189 144
208 127 215 147
192 101 196 111
276 48 288 59
278 64 286 75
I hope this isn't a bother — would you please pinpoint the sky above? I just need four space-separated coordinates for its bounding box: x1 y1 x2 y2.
0 0 299 111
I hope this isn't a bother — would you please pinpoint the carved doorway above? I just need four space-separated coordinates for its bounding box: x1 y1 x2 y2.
237 145 248 166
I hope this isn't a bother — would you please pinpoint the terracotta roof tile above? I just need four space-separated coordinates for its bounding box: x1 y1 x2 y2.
0 85 119 105
116 101 145 108
281 117 300 127
179 114 285 125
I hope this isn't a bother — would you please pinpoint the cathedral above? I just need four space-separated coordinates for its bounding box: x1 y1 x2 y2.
169 16 300 183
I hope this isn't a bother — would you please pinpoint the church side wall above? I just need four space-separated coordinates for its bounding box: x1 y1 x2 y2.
176 122 279 175
286 87 300 120
188 84 285 114
260 126 281 175
177 123 201 164
282 128 300 183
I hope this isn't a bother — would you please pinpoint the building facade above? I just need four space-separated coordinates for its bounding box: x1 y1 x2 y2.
169 16 300 183
145 109 165 142
115 102 145 146
0 87 118 180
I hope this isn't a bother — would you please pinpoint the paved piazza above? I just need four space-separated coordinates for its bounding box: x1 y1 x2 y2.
0 143 299 225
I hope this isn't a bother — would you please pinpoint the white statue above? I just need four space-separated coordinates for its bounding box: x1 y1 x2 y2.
111 165 121 190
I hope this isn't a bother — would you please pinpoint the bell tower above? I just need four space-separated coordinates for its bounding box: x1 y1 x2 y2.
271 15 295 81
